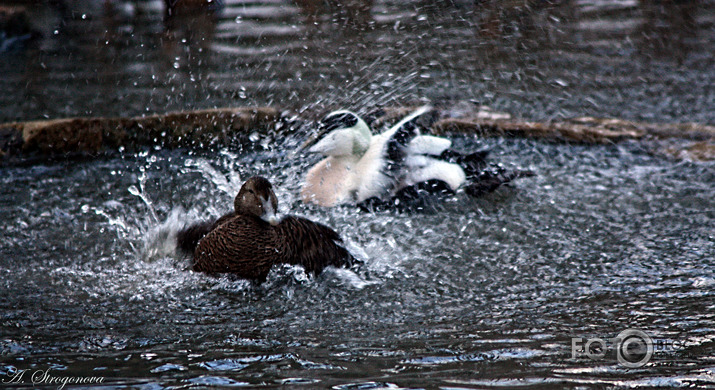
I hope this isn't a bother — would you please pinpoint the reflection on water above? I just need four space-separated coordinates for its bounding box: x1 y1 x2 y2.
162 11 218 73
639 0 699 62
0 0 713 123
295 0 374 30
0 136 713 387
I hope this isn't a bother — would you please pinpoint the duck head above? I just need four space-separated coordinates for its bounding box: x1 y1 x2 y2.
234 176 280 225
302 110 372 158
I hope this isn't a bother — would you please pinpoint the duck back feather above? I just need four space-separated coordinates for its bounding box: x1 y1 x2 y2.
183 176 355 282
403 156 465 191
407 135 452 156
192 214 354 281
193 215 277 280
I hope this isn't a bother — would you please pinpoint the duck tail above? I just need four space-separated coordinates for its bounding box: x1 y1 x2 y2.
176 221 215 254
464 165 536 197
439 149 490 177
332 243 360 269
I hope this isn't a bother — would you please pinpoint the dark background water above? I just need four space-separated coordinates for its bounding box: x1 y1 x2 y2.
1 0 714 389
0 0 714 124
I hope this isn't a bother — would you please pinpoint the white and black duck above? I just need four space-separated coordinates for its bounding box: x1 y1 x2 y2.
300 105 535 211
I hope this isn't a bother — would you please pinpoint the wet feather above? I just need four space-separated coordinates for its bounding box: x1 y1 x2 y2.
179 176 355 281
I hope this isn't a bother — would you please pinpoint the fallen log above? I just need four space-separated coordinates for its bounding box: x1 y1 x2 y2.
0 107 280 160
1 106 713 163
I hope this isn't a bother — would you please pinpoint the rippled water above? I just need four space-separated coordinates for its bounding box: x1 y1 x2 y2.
2 0 715 388
1 134 714 388
1 0 714 123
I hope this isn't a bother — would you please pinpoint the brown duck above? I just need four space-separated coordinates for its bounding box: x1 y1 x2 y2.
177 176 355 281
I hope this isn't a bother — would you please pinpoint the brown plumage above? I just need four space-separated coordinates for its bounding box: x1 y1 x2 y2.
176 213 233 254
179 176 355 282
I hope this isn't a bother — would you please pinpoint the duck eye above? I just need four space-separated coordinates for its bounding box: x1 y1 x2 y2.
248 189 255 194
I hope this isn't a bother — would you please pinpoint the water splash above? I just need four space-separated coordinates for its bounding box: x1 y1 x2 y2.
128 171 159 223
1 137 713 389
141 207 186 262
182 157 242 197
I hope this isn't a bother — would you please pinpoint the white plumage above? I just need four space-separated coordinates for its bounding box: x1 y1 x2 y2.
403 155 465 191
407 135 452 156
301 105 467 207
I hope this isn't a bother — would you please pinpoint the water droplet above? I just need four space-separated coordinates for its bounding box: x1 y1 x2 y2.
128 186 140 196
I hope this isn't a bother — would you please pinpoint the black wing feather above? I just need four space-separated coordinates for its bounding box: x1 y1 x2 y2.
276 216 355 275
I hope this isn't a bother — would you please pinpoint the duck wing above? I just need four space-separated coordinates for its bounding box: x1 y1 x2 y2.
275 216 355 275
378 106 491 185
380 105 435 182
176 212 235 255
193 215 278 281
354 106 438 202
384 109 489 195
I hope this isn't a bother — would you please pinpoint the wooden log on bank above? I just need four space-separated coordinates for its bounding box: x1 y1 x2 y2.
1 106 713 163
367 105 715 145
0 107 280 160
377 106 715 161
432 116 715 144
429 116 715 161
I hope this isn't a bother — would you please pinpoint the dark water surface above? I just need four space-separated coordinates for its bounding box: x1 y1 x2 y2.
1 0 714 123
1 135 714 388
1 0 715 389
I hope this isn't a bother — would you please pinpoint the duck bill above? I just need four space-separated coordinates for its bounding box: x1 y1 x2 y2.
262 213 279 226
298 135 319 152
298 122 329 152
261 197 280 226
